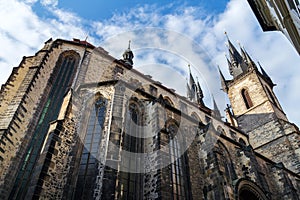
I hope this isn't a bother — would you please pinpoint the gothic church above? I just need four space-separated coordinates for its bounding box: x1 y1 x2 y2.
0 37 299 199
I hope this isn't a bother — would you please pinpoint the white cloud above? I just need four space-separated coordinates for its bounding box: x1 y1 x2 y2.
208 0 300 125
0 0 92 88
0 0 299 126
96 0 300 125
24 0 38 4
40 0 58 7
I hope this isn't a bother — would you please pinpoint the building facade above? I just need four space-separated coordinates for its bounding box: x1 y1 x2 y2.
247 0 300 54
0 38 299 199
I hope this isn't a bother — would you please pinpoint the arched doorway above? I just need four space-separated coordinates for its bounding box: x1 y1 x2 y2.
236 179 269 200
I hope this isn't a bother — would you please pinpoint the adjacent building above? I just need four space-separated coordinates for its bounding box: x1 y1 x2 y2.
0 37 299 199
247 0 300 54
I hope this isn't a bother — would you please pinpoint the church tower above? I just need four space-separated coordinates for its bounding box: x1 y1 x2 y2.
220 37 300 174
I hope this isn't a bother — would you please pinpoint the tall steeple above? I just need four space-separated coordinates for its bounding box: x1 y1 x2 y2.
122 40 134 65
225 33 249 78
220 37 299 175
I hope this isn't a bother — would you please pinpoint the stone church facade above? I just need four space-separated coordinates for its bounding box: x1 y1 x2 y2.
0 37 299 199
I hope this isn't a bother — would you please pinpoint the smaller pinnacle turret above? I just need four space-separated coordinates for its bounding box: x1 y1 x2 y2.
186 65 204 105
258 62 275 87
187 64 196 101
212 96 221 119
240 46 257 70
218 66 228 93
122 40 134 65
196 77 204 105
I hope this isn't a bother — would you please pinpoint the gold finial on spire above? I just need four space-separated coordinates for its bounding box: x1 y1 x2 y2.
224 31 229 40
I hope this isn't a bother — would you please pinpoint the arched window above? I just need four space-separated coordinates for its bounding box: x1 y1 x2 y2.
11 51 80 198
241 89 253 109
164 96 174 107
237 180 269 200
160 121 191 199
169 124 186 199
75 97 107 199
119 100 144 199
214 142 237 195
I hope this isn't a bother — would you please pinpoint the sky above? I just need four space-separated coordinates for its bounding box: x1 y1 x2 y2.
0 0 299 126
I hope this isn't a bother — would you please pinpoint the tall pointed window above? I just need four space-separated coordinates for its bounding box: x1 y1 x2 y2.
75 97 107 199
119 100 144 199
241 88 253 109
11 51 80 199
161 122 191 199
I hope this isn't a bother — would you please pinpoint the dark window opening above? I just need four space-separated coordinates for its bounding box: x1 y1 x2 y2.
239 138 246 146
239 189 260 200
241 89 253 109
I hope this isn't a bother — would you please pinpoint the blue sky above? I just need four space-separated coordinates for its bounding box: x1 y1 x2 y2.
53 0 228 20
0 0 300 126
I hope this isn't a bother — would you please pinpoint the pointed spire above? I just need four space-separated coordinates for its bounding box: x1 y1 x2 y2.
218 66 228 93
227 37 243 65
240 45 248 63
188 64 197 101
196 77 204 105
212 96 221 119
186 78 192 99
225 33 248 78
122 40 134 65
226 55 234 76
240 46 257 70
258 62 269 77
258 62 275 87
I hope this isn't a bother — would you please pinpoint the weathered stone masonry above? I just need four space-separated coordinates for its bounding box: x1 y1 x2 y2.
0 38 299 200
